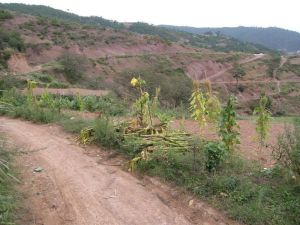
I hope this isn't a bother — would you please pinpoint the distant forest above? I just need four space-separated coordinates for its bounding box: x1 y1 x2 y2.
161 26 300 52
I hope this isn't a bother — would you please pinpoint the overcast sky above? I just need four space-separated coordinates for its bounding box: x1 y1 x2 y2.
2 0 300 32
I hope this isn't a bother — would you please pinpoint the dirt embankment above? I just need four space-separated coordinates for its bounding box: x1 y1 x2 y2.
0 118 238 225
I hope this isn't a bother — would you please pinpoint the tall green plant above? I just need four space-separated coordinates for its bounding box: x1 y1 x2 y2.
190 81 207 135
253 95 271 149
131 77 153 127
26 80 37 105
190 80 221 135
204 80 221 125
39 88 55 110
218 95 240 152
189 80 221 170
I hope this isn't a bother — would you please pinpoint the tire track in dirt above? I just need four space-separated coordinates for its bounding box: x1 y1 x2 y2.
0 118 239 225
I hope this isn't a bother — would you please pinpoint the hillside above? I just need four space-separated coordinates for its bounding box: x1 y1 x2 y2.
161 25 300 52
0 3 271 54
0 5 300 115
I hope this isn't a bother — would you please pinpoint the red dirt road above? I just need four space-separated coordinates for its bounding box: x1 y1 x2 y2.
0 118 238 225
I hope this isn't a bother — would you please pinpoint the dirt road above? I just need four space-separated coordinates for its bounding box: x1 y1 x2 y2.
199 53 265 82
0 118 237 225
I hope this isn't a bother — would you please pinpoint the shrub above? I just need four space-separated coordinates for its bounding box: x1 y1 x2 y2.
253 95 271 148
48 81 69 88
218 95 240 152
31 72 53 83
0 10 13 20
0 29 25 52
59 52 88 83
59 118 93 134
93 118 122 148
0 76 26 93
272 123 300 176
11 104 61 123
204 141 226 172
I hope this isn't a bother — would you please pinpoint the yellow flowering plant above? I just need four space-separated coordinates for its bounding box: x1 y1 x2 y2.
131 76 152 127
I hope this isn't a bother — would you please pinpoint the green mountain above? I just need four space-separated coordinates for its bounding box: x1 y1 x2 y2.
128 22 271 53
161 25 300 52
0 3 271 53
0 3 124 29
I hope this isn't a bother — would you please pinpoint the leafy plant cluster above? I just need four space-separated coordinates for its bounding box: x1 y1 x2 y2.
272 121 300 176
0 9 13 20
265 54 281 77
58 52 89 83
0 81 127 124
189 81 240 171
0 27 25 69
253 95 271 149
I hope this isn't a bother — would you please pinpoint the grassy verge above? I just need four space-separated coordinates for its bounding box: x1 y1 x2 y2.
0 136 19 224
137 149 300 225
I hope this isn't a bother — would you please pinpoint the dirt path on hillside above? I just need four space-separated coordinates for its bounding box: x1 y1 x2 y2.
0 118 239 225
199 53 265 82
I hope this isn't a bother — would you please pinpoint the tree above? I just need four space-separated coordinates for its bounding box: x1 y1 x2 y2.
218 95 240 152
232 63 246 87
253 95 271 149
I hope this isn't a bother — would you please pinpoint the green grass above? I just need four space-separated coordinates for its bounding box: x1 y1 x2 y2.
10 105 64 124
58 117 94 133
0 136 19 224
237 115 298 124
137 149 300 225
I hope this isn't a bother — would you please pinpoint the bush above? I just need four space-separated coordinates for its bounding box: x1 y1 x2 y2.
59 52 89 83
93 118 122 148
272 123 300 175
237 85 245 92
0 10 13 20
0 29 25 52
68 94 127 115
0 76 26 93
204 141 226 172
59 118 93 133
48 80 69 88
0 28 25 67
12 105 61 123
31 72 53 83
